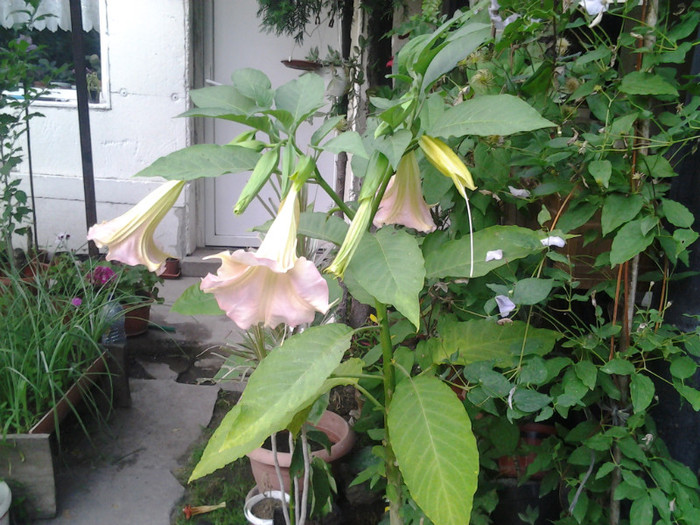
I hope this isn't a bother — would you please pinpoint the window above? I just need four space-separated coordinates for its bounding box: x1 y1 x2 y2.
0 0 103 104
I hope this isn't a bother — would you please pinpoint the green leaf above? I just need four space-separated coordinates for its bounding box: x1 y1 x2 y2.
421 23 491 90
374 129 413 169
670 356 698 380
620 71 679 97
630 495 653 525
431 319 559 366
600 359 635 375
661 199 694 228
512 278 554 305
638 154 676 179
575 361 598 390
298 212 349 245
311 115 345 145
610 220 655 266
231 68 273 109
190 85 257 114
589 160 612 188
430 94 555 138
190 324 353 481
274 74 325 128
630 374 655 413
323 131 369 158
513 389 551 412
171 284 224 316
134 144 260 180
425 225 545 279
388 374 478 525
233 147 280 215
346 228 425 329
601 194 643 236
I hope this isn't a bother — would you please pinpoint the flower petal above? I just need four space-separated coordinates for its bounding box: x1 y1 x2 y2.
373 152 436 233
540 236 566 248
485 249 503 262
201 250 329 330
87 180 185 273
508 185 530 199
495 295 516 317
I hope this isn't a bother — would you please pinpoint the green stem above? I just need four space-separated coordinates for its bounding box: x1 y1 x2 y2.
313 170 355 219
376 301 403 525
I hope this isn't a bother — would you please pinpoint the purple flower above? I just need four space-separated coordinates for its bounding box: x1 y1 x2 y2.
71 297 83 307
90 266 116 285
495 295 516 318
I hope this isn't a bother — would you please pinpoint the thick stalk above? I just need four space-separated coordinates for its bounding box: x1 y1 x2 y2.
314 169 355 219
376 301 403 525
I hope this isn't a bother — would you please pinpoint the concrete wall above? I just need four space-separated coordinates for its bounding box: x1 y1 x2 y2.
12 0 195 257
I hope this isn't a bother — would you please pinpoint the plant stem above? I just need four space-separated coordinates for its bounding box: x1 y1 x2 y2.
376 301 403 525
271 433 292 525
314 169 355 219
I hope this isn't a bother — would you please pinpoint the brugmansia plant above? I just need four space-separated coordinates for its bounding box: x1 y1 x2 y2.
87 0 700 523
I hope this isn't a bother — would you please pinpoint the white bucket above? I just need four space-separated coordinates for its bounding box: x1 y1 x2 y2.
0 481 11 525
243 487 289 525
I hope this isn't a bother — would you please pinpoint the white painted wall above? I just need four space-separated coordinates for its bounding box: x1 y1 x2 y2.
12 0 195 257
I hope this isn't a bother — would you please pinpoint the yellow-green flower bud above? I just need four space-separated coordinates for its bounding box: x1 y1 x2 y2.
419 135 476 200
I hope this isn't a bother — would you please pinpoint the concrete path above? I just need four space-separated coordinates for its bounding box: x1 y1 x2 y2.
39 276 243 524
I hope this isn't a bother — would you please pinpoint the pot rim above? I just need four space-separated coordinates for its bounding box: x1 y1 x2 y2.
243 487 289 525
0 481 11 517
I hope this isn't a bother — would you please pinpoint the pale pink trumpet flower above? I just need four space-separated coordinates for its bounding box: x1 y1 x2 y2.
373 151 436 233
200 187 329 330
87 180 185 274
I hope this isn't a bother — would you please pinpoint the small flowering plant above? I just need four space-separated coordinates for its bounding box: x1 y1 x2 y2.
87 1 700 524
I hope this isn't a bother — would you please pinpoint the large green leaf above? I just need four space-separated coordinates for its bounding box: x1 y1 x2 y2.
610 219 655 265
345 227 425 329
190 324 353 481
274 74 325 127
388 374 478 525
430 318 559 366
374 129 413 169
134 144 260 180
424 225 544 279
171 283 224 316
429 94 555 138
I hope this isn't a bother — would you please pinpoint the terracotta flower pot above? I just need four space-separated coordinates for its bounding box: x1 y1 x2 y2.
161 257 181 279
247 411 355 493
123 302 152 337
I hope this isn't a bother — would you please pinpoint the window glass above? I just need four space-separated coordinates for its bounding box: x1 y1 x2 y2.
0 0 101 103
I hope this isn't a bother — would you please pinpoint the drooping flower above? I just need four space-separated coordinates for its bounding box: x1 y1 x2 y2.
419 135 476 200
200 187 329 330
373 151 436 233
87 180 185 274
326 198 373 278
495 295 516 317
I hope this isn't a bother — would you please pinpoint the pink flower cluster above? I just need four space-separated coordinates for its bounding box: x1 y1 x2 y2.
89 265 116 286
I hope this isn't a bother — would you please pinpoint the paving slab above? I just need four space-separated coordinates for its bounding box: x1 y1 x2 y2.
44 369 219 525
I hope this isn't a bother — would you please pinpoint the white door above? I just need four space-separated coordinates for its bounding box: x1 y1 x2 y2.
203 0 342 247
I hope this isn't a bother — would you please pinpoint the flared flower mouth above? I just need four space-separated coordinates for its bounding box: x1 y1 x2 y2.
87 180 185 274
200 187 329 329
419 135 476 199
373 151 436 233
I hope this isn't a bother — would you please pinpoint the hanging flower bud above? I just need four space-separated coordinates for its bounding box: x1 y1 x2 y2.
87 180 185 274
419 135 476 200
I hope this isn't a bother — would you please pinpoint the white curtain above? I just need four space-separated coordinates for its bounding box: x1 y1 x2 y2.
0 0 99 32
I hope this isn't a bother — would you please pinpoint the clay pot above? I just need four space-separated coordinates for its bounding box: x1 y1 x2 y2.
247 411 355 493
161 257 181 279
123 302 152 337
